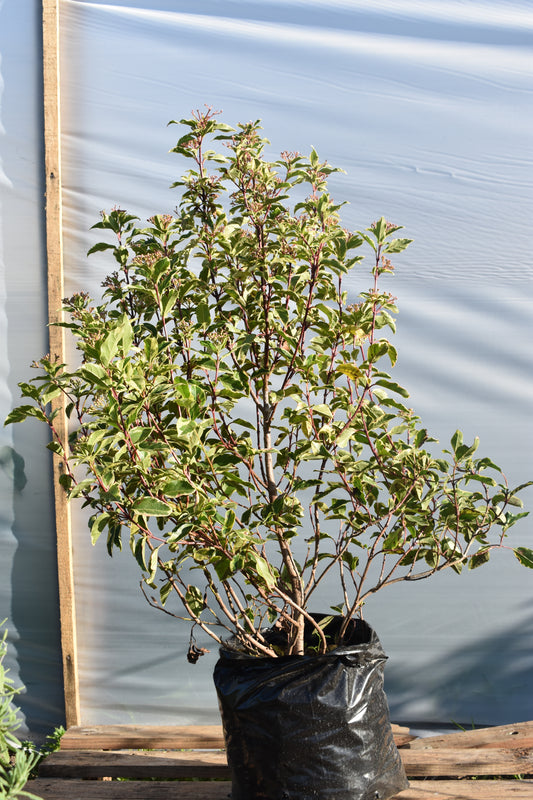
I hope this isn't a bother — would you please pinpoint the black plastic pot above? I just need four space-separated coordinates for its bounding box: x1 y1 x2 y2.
214 616 408 800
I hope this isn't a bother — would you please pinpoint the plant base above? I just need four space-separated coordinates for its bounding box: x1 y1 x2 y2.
214 617 408 800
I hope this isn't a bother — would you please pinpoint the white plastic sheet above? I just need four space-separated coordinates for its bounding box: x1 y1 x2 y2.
0 0 65 740
1 0 532 736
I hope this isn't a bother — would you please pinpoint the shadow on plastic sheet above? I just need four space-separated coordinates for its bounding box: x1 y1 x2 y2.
5 441 65 745
384 605 533 733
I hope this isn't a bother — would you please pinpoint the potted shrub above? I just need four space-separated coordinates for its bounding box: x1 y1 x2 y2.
6 108 532 800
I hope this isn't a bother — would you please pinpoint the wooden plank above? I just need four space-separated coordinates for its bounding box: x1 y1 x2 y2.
392 723 412 735
482 737 533 751
44 745 533 779
60 726 226 751
39 750 228 779
42 0 80 729
397 733 420 747
401 747 533 777
60 723 410 751
395 780 533 799
26 780 232 799
408 721 533 751
25 779 533 800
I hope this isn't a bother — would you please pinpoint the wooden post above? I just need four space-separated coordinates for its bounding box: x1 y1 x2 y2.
42 0 81 728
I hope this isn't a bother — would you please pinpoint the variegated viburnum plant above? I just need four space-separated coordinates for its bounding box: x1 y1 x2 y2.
6 108 532 659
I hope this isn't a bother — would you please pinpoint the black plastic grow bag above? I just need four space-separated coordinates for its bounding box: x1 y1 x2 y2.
214 617 408 800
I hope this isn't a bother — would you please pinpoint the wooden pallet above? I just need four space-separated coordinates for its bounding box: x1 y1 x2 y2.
27 721 533 799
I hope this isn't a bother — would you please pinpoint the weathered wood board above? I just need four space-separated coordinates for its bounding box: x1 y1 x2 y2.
27 721 533 799
59 725 225 751
40 744 533 779
24 778 533 800
58 722 410 751
408 721 533 751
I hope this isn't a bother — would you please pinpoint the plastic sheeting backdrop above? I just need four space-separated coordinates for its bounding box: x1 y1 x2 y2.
1 0 532 736
1 0 65 741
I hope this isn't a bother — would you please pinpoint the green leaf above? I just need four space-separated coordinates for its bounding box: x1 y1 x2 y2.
336 363 363 381
214 556 232 582
358 231 377 253
161 290 178 319
185 585 206 616
4 405 48 425
81 363 107 384
59 473 73 491
100 327 122 366
514 547 533 569
456 438 479 460
90 512 110 545
382 528 402 552
133 537 147 571
46 441 64 456
87 242 116 255
129 427 153 445
384 237 412 254
106 521 122 555
313 403 333 419
160 581 173 605
503 511 529 530
247 553 276 589
222 508 236 532
341 551 359 570
450 430 463 453
133 497 172 517
162 479 196 497
464 473 496 487
147 545 161 584
100 315 134 361
370 217 387 245
316 614 334 631
511 480 533 493
336 426 356 448
367 341 389 362
119 314 134 353
41 386 62 404
375 379 409 398
476 456 502 472
469 550 490 570
196 302 210 325
386 343 398 367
